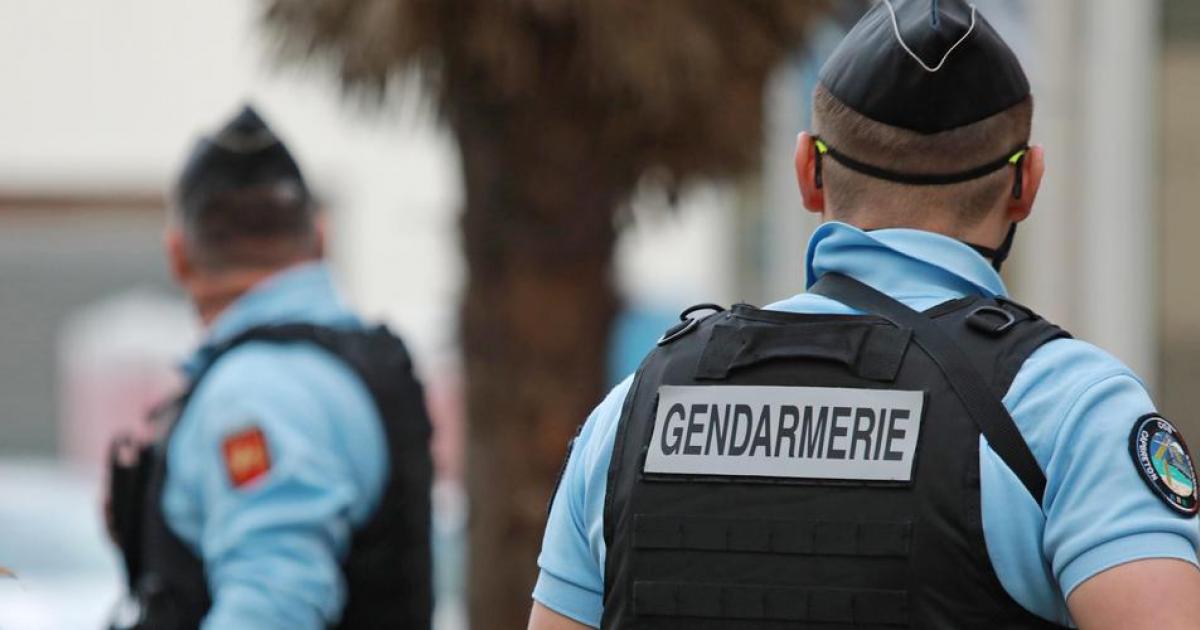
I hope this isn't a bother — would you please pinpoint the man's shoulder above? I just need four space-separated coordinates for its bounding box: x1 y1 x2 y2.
1015 336 1145 395
1005 335 1150 463
191 329 374 413
575 375 636 469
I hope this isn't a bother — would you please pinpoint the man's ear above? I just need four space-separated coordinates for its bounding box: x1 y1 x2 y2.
164 228 192 285
795 132 825 213
1009 144 1045 223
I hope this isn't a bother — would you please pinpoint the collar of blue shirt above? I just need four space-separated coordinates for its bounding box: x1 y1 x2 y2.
184 261 357 376
804 221 1009 301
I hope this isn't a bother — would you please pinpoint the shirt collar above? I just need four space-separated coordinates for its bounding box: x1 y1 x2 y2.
184 261 354 375
804 221 1008 300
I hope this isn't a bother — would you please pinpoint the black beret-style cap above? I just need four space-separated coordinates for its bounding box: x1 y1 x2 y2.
819 0 1030 134
175 105 311 217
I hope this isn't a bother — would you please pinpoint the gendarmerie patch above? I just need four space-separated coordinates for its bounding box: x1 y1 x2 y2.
1130 414 1199 516
644 385 925 482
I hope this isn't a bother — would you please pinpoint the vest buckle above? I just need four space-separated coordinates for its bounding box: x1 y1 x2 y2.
658 303 726 346
966 305 1017 336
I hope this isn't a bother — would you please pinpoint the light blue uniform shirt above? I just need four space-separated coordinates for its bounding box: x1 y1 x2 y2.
534 221 1200 627
163 262 388 629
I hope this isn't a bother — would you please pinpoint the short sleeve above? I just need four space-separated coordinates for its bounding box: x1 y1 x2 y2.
533 376 633 628
1042 373 1200 598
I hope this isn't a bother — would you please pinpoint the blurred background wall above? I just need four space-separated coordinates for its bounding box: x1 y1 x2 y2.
0 0 1196 628
1160 0 1200 430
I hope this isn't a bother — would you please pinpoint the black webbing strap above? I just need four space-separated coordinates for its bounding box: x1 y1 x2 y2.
813 136 1027 187
633 514 912 558
633 581 909 624
809 273 1046 505
190 323 369 383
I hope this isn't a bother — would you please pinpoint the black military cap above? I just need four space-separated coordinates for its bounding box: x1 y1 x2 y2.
819 0 1030 134
812 1 1033 270
175 105 311 218
811 0 1031 193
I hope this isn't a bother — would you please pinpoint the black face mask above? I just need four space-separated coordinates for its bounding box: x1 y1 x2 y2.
965 223 1017 272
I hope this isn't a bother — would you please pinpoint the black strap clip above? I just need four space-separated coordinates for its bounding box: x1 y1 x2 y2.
809 273 1047 505
657 303 726 346
966 305 1017 336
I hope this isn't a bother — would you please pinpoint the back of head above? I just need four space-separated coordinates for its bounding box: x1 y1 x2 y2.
813 0 1033 231
173 106 318 271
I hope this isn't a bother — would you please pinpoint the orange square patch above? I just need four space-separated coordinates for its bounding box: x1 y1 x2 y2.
222 426 271 488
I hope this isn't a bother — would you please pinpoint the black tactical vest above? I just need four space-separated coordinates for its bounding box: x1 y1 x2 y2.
602 274 1072 629
110 324 433 630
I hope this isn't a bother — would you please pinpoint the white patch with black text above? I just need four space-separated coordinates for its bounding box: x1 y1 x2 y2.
644 385 925 481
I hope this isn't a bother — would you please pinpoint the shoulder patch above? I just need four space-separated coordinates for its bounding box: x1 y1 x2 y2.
222 426 272 489
1130 414 1198 517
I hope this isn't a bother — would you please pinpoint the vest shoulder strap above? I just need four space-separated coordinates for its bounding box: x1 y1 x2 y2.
809 273 1070 506
185 323 411 394
929 294 1072 399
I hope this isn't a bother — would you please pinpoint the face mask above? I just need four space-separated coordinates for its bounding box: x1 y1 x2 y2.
964 223 1017 272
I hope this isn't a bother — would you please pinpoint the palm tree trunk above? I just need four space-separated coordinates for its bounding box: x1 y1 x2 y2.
453 99 622 629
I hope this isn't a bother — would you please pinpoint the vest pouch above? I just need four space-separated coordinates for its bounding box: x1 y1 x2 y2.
109 436 154 590
696 317 911 383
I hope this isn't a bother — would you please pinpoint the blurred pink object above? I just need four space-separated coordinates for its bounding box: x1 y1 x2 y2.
58 289 198 473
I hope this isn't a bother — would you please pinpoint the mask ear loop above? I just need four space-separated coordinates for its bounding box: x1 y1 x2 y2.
990 223 1017 271
1009 147 1028 200
813 137 828 189
992 147 1029 271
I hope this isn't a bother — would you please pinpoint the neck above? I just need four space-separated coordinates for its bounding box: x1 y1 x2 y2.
190 266 288 326
831 208 1011 250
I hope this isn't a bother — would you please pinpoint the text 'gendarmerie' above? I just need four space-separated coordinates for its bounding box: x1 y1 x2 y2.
644 385 925 482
